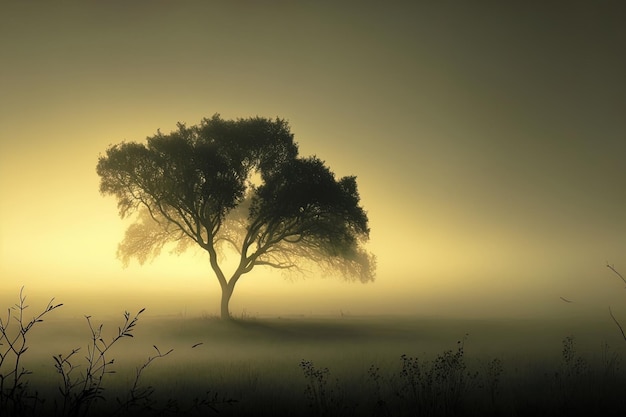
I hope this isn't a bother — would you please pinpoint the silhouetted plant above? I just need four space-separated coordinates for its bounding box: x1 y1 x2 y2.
560 335 588 379
0 288 62 417
396 336 475 416
299 360 330 416
0 289 238 417
484 357 503 407
112 345 173 416
156 391 236 416
607 263 626 342
299 360 346 417
366 364 389 417
600 341 620 381
53 309 150 417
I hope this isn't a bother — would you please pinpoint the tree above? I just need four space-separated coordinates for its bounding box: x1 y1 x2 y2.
96 114 375 320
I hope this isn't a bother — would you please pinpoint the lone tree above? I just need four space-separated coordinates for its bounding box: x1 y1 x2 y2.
97 114 375 319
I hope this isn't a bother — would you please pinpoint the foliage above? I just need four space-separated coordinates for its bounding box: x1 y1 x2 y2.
97 114 375 319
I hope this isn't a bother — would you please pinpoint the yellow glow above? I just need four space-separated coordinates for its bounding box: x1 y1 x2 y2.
1 2 624 322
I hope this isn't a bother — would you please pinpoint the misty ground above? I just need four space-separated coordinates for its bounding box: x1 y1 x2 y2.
7 311 626 416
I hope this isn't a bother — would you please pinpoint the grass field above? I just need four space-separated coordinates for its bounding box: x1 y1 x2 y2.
3 299 626 417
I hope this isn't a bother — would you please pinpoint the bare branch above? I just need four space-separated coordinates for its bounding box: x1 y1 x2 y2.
607 263 626 286
254 260 296 270
609 307 626 342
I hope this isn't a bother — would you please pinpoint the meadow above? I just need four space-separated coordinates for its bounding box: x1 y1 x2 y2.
3 293 626 417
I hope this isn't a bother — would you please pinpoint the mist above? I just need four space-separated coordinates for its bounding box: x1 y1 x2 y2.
1 1 625 415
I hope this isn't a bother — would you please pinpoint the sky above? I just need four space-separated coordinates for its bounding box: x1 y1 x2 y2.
1 1 625 320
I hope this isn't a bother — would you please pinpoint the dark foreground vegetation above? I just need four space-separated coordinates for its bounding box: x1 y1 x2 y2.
2 290 626 417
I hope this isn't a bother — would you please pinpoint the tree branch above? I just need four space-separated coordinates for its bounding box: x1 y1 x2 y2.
607 263 626 286
610 306 626 342
253 260 295 270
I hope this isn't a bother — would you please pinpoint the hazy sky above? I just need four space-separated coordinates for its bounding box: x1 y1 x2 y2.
1 1 625 319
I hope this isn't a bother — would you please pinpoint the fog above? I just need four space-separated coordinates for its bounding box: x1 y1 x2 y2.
2 3 625 414
7 301 626 416
1 0 625 361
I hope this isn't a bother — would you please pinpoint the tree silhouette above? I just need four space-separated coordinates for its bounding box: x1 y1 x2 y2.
97 115 375 319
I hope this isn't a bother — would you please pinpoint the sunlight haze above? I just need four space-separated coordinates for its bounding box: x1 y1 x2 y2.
1 1 625 321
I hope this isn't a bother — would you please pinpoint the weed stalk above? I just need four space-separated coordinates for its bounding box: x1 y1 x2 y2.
53 309 145 417
0 288 62 416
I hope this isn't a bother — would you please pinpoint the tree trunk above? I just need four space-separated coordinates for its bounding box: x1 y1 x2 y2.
220 285 234 320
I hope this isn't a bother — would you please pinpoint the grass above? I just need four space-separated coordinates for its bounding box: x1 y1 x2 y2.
2 289 626 416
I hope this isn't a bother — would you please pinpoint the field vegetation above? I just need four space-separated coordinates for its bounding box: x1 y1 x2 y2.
2 289 626 416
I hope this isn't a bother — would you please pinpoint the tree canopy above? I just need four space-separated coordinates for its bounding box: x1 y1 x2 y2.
97 114 375 319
